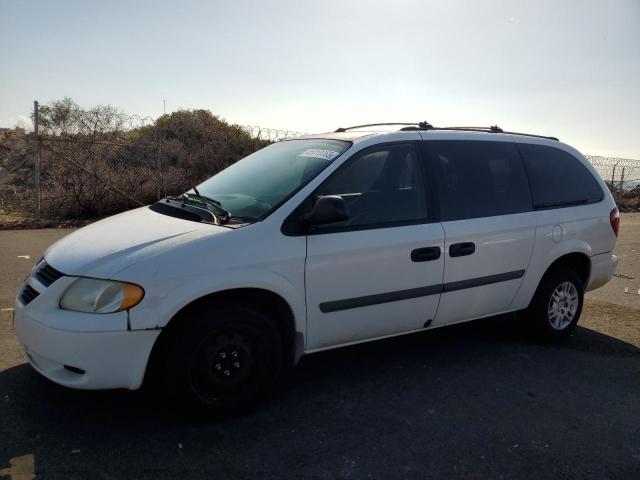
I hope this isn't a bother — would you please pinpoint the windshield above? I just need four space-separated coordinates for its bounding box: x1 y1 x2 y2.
194 139 351 220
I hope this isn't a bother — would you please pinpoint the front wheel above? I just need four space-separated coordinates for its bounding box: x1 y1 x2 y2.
525 269 584 340
161 305 283 416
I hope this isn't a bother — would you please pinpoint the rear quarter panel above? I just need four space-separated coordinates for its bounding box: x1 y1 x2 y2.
510 139 617 309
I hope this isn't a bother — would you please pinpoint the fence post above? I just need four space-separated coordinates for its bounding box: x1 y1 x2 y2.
156 130 164 199
155 140 161 199
610 165 617 203
610 165 615 187
33 100 41 220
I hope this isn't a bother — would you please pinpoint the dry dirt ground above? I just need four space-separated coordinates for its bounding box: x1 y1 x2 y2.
583 212 640 347
0 215 638 479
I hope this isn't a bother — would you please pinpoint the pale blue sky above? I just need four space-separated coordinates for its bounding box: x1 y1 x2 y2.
1 0 639 157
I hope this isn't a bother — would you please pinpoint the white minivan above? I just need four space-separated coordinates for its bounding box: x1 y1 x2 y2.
14 123 619 414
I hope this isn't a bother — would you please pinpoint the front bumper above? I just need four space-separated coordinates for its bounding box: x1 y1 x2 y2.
14 305 159 390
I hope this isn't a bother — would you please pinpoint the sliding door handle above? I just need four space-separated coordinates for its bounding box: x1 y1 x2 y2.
411 246 441 262
449 242 475 257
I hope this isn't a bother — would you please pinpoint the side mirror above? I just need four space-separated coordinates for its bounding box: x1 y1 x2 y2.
300 195 349 228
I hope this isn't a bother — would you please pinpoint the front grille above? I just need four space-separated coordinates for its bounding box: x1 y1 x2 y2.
20 284 40 305
35 262 64 287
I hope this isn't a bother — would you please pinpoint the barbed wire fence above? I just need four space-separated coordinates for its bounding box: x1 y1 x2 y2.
240 125 308 143
586 156 640 208
0 103 310 223
1 103 639 224
34 125 307 217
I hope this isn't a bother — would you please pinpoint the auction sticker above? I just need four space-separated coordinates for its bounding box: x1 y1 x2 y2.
299 149 341 161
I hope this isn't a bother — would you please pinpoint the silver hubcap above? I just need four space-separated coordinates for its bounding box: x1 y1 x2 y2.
548 281 579 330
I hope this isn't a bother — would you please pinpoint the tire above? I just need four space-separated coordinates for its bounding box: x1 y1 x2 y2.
525 268 584 340
160 304 283 416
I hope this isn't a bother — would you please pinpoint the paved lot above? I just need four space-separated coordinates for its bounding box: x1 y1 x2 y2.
0 218 639 479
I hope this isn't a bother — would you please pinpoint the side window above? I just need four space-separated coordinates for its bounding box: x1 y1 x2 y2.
428 140 532 221
314 143 427 229
518 143 604 208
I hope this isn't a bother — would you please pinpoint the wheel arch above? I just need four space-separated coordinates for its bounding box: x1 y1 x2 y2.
146 288 302 385
521 251 591 311
540 252 591 288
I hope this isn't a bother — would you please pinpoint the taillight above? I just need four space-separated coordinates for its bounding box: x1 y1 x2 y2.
610 207 620 237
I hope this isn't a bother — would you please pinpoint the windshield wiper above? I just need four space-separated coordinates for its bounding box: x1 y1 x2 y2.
178 187 231 223
192 186 222 206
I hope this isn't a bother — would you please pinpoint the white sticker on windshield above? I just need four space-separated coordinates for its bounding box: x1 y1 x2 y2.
299 149 341 161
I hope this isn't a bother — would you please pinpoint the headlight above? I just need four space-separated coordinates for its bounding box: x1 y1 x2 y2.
59 278 144 314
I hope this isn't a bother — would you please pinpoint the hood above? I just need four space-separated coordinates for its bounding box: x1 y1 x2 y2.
45 206 229 277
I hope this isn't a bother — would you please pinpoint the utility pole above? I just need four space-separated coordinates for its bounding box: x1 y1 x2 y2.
33 100 41 220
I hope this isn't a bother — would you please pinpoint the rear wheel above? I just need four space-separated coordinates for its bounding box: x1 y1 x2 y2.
161 305 283 416
525 269 584 340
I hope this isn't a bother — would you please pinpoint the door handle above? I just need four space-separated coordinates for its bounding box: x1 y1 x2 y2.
449 242 475 257
411 246 441 262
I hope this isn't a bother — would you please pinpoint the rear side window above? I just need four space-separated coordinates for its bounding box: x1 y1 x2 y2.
426 140 532 221
517 144 604 209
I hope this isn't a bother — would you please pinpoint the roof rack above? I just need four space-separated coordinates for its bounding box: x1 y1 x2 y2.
423 125 559 141
334 122 558 141
334 122 432 132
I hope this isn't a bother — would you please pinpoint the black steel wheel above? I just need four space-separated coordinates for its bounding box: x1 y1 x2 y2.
161 305 283 416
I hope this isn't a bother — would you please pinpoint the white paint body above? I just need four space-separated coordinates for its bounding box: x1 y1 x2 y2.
14 130 618 390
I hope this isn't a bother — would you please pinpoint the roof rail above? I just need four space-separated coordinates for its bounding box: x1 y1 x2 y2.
334 122 558 141
334 122 433 132
424 126 558 141
498 130 559 141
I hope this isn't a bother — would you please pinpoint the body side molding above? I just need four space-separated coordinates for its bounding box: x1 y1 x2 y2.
442 270 525 293
318 270 526 313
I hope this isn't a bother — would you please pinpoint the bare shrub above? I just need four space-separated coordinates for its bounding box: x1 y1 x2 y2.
5 98 273 221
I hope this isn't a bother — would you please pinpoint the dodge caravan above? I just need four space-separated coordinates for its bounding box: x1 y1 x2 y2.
14 122 619 414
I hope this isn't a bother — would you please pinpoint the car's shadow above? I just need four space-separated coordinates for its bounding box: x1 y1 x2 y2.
1 316 639 480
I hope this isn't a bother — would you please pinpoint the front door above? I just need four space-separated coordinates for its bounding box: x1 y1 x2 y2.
304 142 445 350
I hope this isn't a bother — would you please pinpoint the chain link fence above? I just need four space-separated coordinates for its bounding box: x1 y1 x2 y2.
585 156 640 209
0 103 308 224
34 128 305 217
1 105 639 225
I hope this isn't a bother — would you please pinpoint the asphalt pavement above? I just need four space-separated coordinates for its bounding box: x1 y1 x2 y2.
0 224 639 479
